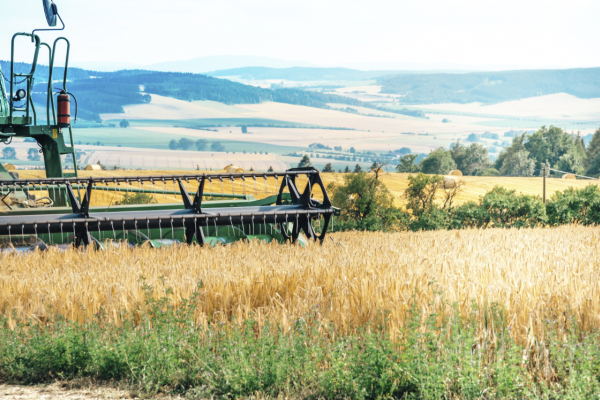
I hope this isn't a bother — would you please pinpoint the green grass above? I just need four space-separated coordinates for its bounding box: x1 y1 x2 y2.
70 128 305 154
1 280 599 399
114 118 325 129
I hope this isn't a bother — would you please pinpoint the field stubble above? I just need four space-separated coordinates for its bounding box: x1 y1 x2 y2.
1 226 599 343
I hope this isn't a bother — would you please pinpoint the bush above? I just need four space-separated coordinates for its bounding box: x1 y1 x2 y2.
546 185 600 226
478 168 500 176
327 172 407 231
479 186 546 228
408 205 450 231
116 193 156 205
449 201 489 229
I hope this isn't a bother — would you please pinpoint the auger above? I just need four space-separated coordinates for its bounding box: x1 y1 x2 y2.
0 1 336 251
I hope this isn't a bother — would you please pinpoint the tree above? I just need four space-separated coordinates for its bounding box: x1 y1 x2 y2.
267 166 274 172
195 139 207 151
178 138 194 150
370 160 388 179
404 173 462 216
419 148 456 175
524 126 578 172
2 147 16 159
326 172 406 231
168 140 178 150
495 134 535 176
322 163 333 172
556 150 585 175
500 150 536 176
119 119 130 128
442 118 450 123
211 142 225 152
353 164 363 173
349 147 356 153
450 141 492 175
397 147 411 154
586 128 600 160
241 125 248 133
585 153 600 177
396 154 420 173
298 155 312 168
467 133 479 142
27 148 41 161
344 165 351 173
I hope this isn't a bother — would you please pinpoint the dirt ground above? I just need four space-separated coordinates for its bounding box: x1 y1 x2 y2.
0 384 147 399
0 383 280 399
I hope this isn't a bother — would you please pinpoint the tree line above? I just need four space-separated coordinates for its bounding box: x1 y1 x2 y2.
325 169 600 233
396 126 600 177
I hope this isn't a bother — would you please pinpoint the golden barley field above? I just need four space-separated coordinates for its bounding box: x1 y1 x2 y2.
1 226 599 343
15 169 600 208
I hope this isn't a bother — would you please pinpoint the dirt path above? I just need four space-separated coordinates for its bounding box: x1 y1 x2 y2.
0 384 152 399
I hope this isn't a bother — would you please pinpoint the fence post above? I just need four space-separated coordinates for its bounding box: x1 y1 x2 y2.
542 165 546 204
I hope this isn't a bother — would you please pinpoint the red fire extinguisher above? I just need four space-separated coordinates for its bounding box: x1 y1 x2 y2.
56 89 78 128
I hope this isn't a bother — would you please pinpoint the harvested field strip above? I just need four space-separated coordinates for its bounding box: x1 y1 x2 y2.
1 226 599 342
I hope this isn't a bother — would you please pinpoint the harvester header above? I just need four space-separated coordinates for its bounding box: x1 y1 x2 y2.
0 2 337 251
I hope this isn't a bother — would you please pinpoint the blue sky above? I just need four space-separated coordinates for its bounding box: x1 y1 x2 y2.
2 0 599 70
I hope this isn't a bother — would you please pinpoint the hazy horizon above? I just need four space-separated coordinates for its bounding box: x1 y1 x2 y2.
1 0 599 72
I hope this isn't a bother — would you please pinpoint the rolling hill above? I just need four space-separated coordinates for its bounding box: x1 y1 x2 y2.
377 67 600 104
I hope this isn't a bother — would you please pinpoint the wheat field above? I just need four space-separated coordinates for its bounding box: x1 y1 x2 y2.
14 169 599 207
1 226 599 342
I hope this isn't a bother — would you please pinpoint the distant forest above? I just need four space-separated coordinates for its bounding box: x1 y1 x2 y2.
377 68 600 104
207 67 401 81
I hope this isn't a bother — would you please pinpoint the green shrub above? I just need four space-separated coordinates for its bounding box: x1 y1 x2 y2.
480 186 546 228
327 172 408 231
449 201 490 229
546 184 600 226
116 193 156 205
408 205 450 231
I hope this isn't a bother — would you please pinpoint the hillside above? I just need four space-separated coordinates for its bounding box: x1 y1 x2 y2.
5 61 425 122
9 63 365 121
377 67 600 104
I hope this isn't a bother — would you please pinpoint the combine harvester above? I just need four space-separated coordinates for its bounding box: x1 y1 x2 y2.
0 1 336 251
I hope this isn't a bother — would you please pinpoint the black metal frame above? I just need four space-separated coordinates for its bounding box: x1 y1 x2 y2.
0 169 335 247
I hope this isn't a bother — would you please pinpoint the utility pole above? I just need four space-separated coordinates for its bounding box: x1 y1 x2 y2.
542 164 546 204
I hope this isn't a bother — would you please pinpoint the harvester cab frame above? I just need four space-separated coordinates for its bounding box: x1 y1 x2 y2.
0 1 337 251
1 0 77 188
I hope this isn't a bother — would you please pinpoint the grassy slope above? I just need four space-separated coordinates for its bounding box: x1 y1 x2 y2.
71 127 304 154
